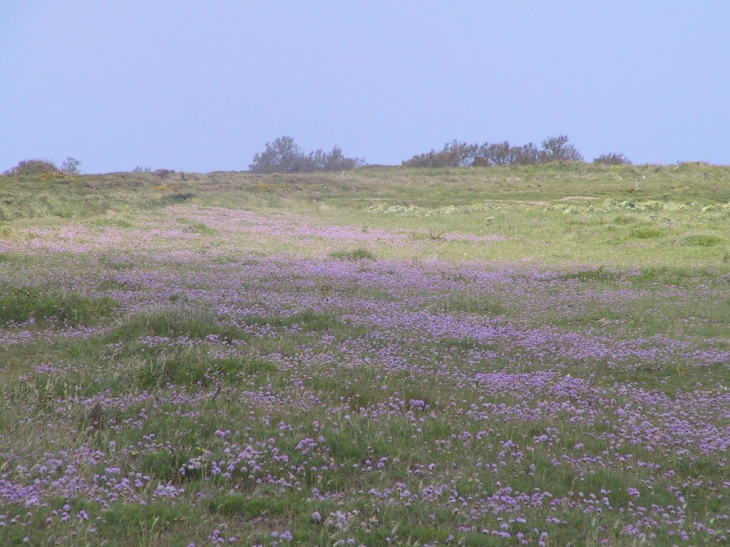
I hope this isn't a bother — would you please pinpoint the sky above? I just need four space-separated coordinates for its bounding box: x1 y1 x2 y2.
1 1 729 173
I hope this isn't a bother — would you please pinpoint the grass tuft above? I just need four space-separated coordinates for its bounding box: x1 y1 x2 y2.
440 294 505 315
0 289 116 327
329 248 376 260
630 227 663 239
184 221 216 235
244 309 343 331
105 307 242 343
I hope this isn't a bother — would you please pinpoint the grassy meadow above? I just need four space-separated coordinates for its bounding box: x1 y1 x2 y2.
1 163 730 546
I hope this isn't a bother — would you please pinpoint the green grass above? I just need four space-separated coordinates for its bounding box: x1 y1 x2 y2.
179 218 217 235
0 288 116 327
0 162 727 221
2 163 730 546
630 227 664 239
243 309 344 332
680 234 723 246
104 306 242 342
207 493 294 518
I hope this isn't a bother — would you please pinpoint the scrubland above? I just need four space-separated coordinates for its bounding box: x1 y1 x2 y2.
1 163 730 546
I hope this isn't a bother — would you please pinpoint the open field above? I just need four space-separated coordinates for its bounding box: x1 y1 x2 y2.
1 164 730 546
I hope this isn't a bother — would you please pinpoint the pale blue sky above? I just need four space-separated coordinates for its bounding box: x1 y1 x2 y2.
1 2 728 173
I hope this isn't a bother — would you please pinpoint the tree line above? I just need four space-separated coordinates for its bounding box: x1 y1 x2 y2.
2 136 632 177
402 136 630 167
248 135 630 173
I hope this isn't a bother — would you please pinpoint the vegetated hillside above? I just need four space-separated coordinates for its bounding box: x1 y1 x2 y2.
1 162 729 222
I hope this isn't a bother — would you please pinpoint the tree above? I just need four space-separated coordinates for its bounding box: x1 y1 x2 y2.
593 153 632 165
60 157 81 175
540 135 583 162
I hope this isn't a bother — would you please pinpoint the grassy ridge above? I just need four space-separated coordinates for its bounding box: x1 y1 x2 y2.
1 163 729 222
2 163 729 270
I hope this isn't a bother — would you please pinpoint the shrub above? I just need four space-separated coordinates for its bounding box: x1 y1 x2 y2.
3 159 59 176
249 136 364 173
471 141 543 166
402 140 478 168
513 142 543 165
403 135 583 167
307 145 364 171
472 141 515 166
60 157 82 174
154 169 175 180
594 153 632 165
250 136 304 173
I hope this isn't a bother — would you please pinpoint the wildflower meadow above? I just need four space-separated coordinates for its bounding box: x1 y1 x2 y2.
1 164 730 546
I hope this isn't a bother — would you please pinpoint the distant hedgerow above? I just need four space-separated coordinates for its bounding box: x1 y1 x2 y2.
249 136 364 173
402 135 583 168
